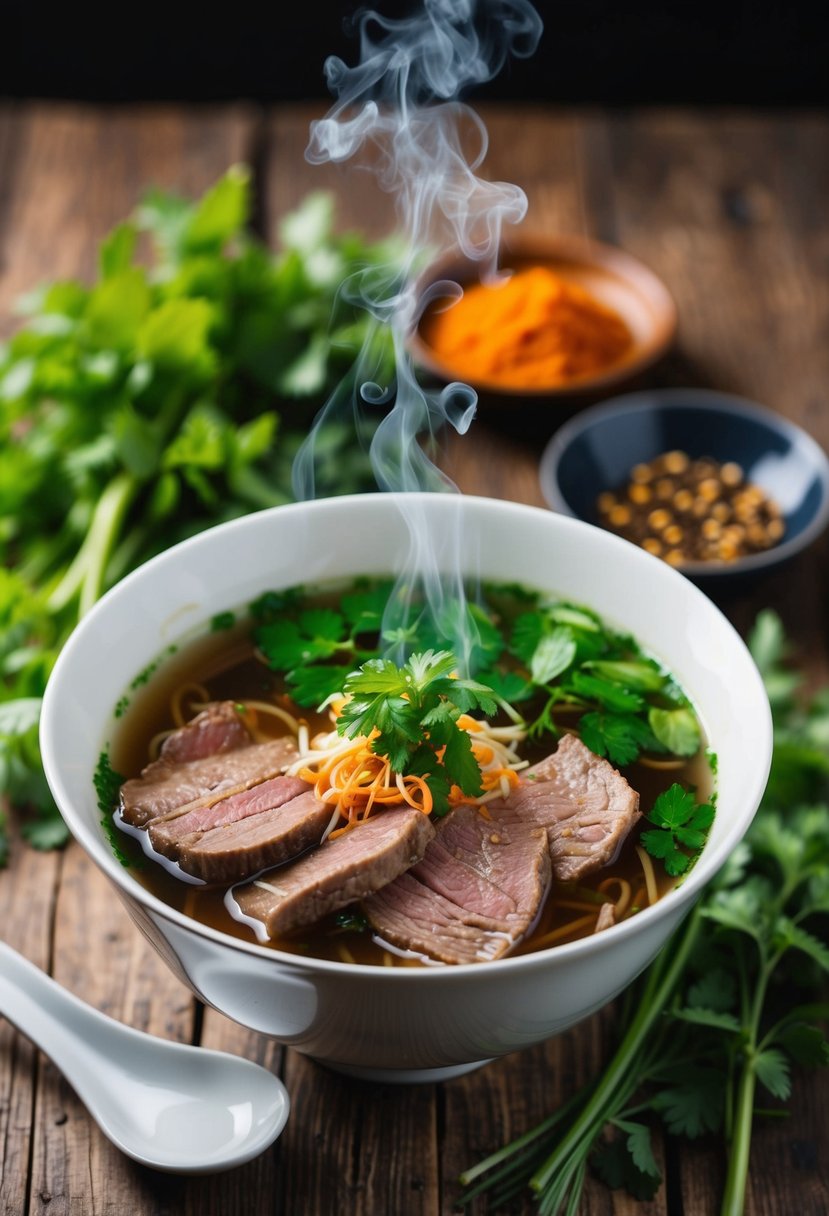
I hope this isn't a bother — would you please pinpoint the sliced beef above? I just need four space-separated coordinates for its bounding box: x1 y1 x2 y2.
231 807 435 937
149 773 311 861
174 790 334 884
364 736 638 965
595 902 617 932
364 802 550 964
119 736 298 828
156 701 251 765
498 732 640 881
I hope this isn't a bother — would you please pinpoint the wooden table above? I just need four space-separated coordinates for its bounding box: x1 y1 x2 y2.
1 101 828 1216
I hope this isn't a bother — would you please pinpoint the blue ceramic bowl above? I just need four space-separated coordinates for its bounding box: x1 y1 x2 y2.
539 389 829 592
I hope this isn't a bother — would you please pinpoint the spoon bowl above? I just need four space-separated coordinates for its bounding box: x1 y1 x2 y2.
0 941 290 1173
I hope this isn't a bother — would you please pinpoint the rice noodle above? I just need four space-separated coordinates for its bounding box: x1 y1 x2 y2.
635 845 660 906
530 913 597 951
236 698 303 737
639 756 686 771
147 728 175 761
170 682 210 727
597 876 632 918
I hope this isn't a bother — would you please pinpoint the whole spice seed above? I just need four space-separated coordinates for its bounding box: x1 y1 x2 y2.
597 450 786 564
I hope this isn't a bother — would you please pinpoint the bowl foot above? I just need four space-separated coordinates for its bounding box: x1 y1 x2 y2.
318 1058 495 1084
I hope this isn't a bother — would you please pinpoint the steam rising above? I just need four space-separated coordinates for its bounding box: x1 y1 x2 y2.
294 0 542 671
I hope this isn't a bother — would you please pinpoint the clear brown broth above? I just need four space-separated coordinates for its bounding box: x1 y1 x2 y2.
111 606 711 967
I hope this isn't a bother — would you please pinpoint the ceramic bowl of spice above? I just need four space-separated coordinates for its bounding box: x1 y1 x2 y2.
411 233 677 418
539 388 829 593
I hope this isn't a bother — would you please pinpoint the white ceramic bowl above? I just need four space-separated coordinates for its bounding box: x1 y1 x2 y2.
40 494 772 1082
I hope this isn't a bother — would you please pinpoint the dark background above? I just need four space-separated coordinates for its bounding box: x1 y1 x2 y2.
4 1 828 106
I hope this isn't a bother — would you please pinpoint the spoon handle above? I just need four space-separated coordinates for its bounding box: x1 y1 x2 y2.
0 941 126 1088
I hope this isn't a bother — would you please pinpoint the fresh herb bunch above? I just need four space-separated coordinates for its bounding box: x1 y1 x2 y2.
253 580 701 769
492 596 700 766
338 649 499 815
0 172 396 860
459 610 829 1216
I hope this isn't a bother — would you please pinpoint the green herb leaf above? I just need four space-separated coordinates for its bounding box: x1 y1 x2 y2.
776 1022 829 1068
337 651 497 809
649 707 702 756
530 627 577 685
591 1132 661 1202
754 1048 791 1101
579 711 656 768
650 1067 725 1137
21 816 70 851
570 671 644 713
641 784 714 876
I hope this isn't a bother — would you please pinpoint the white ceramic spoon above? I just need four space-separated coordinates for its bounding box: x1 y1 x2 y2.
0 941 290 1173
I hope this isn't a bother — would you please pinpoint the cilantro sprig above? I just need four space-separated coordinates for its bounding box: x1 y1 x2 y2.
640 783 716 876
337 650 498 815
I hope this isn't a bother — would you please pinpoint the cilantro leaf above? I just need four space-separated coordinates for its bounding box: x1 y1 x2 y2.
255 608 349 673
591 1130 661 1201
586 659 667 692
287 664 354 709
641 784 714 876
441 725 483 798
776 1022 829 1068
754 1048 791 1101
650 1067 725 1137
476 667 533 704
579 711 656 767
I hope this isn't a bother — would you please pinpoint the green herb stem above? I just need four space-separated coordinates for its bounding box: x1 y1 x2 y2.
78 472 138 617
530 900 703 1197
720 1051 757 1216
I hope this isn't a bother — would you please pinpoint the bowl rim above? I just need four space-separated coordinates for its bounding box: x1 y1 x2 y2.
40 492 772 983
410 231 678 399
539 387 829 576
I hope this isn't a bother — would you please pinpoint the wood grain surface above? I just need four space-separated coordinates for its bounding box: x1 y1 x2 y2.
1 101 828 1216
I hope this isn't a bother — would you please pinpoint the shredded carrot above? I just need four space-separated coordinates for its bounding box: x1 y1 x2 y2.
299 734 434 833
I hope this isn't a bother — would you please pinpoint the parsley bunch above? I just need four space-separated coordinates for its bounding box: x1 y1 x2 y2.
0 173 396 860
459 610 829 1216
338 650 499 815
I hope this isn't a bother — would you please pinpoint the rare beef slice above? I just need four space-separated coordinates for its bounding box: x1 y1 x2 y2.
231 807 436 937
364 802 550 964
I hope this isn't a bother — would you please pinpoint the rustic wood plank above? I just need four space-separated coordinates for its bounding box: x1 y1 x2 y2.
0 825 61 1216
272 1050 440 1215
0 101 258 334
264 102 395 243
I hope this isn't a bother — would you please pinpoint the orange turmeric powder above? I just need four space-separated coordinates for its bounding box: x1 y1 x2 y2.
421 265 633 389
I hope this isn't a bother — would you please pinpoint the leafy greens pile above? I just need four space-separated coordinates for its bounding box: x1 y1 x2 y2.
0 169 395 859
459 610 829 1216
